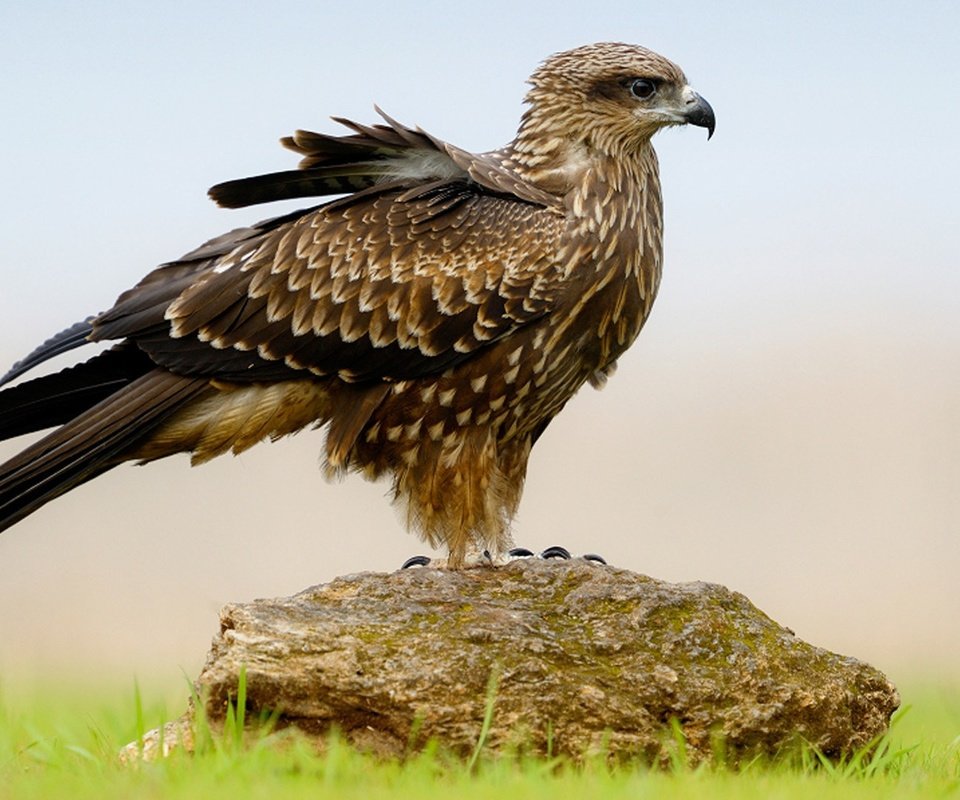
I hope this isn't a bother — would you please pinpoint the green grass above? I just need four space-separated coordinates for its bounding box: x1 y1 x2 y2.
1 676 957 799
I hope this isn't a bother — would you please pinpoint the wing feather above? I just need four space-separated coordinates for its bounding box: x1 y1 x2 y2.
0 318 96 386
92 174 564 384
86 110 570 386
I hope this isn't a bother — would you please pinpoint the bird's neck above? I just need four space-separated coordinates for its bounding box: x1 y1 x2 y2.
503 128 664 314
560 141 661 226
544 140 665 373
551 141 663 280
506 132 659 206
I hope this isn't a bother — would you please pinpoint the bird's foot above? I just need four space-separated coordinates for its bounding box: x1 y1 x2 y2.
509 546 607 564
400 555 434 569
400 547 606 569
400 549 497 569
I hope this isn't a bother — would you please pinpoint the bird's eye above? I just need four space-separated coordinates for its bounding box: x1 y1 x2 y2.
629 78 657 100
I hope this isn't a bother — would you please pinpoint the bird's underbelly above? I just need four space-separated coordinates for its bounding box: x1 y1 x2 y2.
358 330 578 458
356 284 651 470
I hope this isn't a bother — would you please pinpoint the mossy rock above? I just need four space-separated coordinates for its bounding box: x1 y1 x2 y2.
186 560 898 764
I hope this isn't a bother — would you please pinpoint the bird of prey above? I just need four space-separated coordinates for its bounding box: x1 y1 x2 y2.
0 42 714 567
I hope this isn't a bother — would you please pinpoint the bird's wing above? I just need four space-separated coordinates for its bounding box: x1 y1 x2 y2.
93 172 567 384
208 108 558 210
0 206 322 386
0 319 96 387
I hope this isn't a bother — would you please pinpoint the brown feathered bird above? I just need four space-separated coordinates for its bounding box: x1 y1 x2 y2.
0 43 713 566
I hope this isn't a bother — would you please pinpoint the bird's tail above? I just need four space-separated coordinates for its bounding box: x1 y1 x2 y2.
0 355 208 533
0 345 152 440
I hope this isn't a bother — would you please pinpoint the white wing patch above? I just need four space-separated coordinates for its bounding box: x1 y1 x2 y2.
380 150 468 183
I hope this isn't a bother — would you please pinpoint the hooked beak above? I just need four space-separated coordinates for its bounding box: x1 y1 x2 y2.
682 87 716 140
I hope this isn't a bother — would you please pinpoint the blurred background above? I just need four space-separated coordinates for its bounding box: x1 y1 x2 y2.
0 1 957 697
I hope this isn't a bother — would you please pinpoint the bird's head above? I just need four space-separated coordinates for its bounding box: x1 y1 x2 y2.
516 42 714 163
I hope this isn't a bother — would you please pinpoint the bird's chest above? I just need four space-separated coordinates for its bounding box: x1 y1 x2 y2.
483 208 662 437
553 166 663 373
367 159 664 447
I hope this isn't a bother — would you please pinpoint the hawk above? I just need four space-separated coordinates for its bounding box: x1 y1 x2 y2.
0 43 714 566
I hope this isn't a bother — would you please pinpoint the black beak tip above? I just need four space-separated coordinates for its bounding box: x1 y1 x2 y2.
686 93 716 141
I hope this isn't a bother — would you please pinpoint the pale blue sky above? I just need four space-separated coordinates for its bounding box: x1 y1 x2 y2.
1 1 957 355
0 2 958 680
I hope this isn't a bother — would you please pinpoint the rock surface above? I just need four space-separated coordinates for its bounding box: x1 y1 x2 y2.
143 560 899 764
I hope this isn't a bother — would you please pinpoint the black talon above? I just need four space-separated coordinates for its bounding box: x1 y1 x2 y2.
540 546 571 560
401 555 432 569
582 553 607 564
508 547 535 558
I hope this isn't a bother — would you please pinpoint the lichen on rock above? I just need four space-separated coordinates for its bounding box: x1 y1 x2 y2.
164 559 899 765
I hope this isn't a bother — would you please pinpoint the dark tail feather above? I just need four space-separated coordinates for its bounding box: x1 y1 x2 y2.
0 345 155 441
208 165 385 209
207 112 450 210
0 370 208 533
1 318 96 386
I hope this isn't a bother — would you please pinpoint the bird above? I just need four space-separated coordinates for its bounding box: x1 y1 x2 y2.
0 42 714 567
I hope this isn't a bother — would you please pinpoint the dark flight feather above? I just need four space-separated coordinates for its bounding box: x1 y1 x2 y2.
0 345 153 440
0 371 207 531
0 319 96 387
